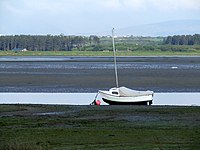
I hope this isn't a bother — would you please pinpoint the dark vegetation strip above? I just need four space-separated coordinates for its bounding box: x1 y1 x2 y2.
0 104 200 149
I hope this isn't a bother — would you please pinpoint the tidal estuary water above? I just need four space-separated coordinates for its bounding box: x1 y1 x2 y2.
0 56 200 105
0 92 200 106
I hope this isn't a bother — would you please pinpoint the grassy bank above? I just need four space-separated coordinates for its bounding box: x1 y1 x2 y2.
0 50 200 56
0 104 200 149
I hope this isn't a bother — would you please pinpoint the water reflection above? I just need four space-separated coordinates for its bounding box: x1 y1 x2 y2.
0 93 199 106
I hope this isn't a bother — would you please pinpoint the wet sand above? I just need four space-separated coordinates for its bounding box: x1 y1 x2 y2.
0 56 200 92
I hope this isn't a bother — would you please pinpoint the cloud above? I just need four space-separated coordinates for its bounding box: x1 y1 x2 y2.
0 0 200 35
2 0 200 15
181 0 200 10
101 0 200 12
101 0 121 9
122 0 146 10
150 0 200 12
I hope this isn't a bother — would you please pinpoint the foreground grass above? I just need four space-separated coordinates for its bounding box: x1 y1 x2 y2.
0 50 200 56
0 104 200 149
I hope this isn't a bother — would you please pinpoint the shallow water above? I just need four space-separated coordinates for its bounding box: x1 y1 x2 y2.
0 93 199 106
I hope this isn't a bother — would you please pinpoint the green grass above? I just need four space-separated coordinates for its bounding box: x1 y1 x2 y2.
1 104 200 149
0 50 200 56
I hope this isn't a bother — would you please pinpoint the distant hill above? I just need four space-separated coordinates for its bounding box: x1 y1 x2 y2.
116 20 200 37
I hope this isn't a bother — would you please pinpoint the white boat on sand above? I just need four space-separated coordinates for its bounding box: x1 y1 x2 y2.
99 86 153 105
92 28 154 105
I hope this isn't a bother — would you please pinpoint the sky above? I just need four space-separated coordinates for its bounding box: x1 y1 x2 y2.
0 0 200 35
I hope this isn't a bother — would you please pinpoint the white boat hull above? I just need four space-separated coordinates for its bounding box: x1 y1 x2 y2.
99 87 153 105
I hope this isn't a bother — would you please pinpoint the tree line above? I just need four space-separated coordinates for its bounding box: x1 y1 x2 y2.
164 34 200 45
1 34 200 51
0 35 100 51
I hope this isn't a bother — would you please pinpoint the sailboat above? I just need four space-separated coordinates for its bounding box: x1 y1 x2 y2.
98 28 154 105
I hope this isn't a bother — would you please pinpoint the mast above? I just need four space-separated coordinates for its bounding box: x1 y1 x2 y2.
112 28 119 88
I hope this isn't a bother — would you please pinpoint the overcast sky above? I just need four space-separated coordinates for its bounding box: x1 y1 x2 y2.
0 0 200 35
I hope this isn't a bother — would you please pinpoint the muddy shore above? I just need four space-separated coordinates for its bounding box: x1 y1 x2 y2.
0 56 200 92
0 104 200 149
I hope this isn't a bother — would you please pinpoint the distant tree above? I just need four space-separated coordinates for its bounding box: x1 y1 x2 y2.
93 36 100 45
89 35 100 46
179 35 186 45
164 36 172 44
164 34 200 45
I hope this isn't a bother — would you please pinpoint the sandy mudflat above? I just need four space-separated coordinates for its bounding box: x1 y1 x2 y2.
0 56 200 92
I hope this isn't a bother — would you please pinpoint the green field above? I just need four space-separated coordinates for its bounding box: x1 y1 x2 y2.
0 50 200 56
0 104 200 150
